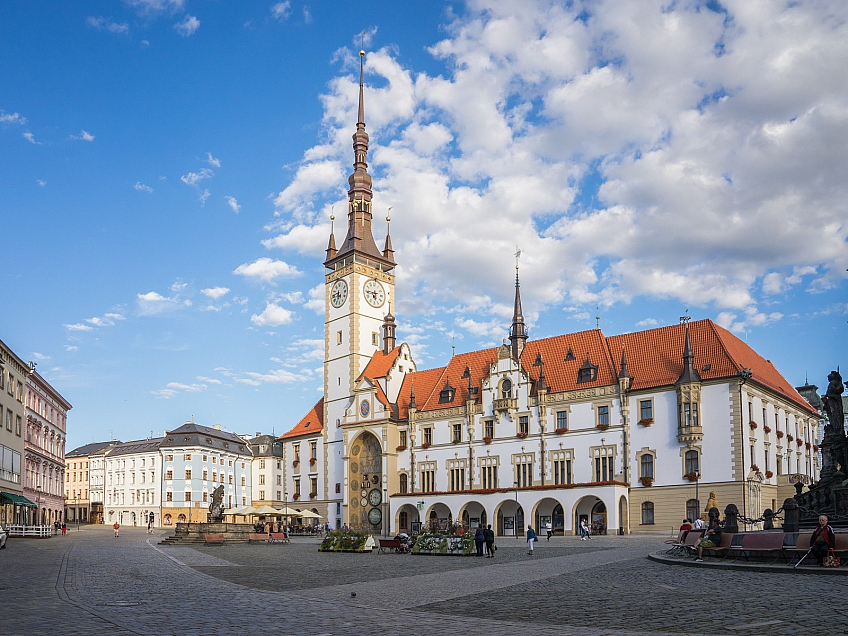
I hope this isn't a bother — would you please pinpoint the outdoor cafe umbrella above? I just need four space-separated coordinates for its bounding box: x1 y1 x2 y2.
296 510 322 519
254 505 285 516
228 506 258 517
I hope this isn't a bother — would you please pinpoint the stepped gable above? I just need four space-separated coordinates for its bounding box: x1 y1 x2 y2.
357 346 401 381
521 329 617 393
282 399 324 439
606 319 814 414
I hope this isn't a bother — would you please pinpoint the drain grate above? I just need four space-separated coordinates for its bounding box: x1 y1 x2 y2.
103 601 142 607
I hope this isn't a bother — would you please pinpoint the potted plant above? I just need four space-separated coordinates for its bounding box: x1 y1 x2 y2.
396 444 407 451
421 443 431 449
292 493 300 500
639 475 653 487
777 430 785 439
763 425 772 434
806 442 811 450
292 459 299 467
554 427 567 435
765 470 774 479
638 417 653 427
596 423 610 431
683 472 699 482
309 457 317 466
797 438 803 447
787 434 794 442
482 436 493 445
517 431 529 439
749 421 758 430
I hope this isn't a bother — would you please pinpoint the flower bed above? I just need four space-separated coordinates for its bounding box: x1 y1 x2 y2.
319 531 375 553
410 532 474 556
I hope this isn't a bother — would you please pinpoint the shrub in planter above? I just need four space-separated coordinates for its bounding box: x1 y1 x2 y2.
683 472 699 482
638 418 653 427
410 532 474 556
596 423 610 431
554 427 567 435
765 470 774 478
639 475 653 487
319 530 374 552
421 443 431 449
517 431 529 439
482 436 493 445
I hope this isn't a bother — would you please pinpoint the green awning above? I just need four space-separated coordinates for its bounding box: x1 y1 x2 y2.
0 492 36 507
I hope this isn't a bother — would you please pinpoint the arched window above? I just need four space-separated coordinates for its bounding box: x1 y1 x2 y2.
640 454 654 479
399 473 408 494
686 499 700 522
685 450 700 475
641 502 654 525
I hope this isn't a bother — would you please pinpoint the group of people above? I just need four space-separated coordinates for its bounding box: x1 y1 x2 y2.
52 520 67 535
474 524 497 557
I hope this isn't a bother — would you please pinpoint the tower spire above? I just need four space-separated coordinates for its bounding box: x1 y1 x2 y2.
323 46 395 271
509 247 527 361
676 316 701 384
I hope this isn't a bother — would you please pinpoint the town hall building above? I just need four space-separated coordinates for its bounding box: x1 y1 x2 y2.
278 51 820 537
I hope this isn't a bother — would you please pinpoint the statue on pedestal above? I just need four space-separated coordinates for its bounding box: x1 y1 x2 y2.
209 484 225 522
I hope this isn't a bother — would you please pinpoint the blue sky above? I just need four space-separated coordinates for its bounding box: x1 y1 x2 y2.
2 0 846 450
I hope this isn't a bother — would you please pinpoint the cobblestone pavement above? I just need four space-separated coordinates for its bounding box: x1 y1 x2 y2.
2 526 845 636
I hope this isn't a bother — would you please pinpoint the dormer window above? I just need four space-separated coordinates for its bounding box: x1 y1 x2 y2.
564 348 576 361
439 380 455 404
577 357 597 384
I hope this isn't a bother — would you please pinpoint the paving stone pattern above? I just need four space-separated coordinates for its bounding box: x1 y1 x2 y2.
1 526 844 636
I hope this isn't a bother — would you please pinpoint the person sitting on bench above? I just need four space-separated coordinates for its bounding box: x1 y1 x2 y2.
694 516 722 562
810 514 835 566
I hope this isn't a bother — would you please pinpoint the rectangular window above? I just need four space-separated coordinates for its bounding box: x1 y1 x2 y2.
683 403 691 427
277 491 281 500
310 441 317 460
228 475 233 484
481 464 498 489
166 492 173 502
167 454 174 461
15 415 21 436
165 470 173 480
259 474 265 485
184 454 191 461
452 423 462 443
202 491 208 502
399 431 407 447
556 411 567 430
336 331 342 345
185 469 191 480
765 449 770 473
203 470 208 480
310 477 317 497
423 428 432 446
639 400 652 422
294 445 300 462
185 491 192 501
640 454 654 479
276 475 281 485
241 476 245 486
762 408 767 427
372 332 378 346
259 459 265 469
259 490 265 500
519 416 529 435
598 406 609 427
641 502 654 525
294 480 301 497
692 403 699 427
484 419 494 438
748 402 754 422
750 444 755 466
449 467 466 491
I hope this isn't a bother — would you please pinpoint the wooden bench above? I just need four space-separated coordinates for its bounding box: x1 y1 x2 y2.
792 533 848 566
270 532 290 544
248 533 269 544
700 532 735 559
726 532 787 563
378 538 403 554
204 533 226 545
667 529 703 556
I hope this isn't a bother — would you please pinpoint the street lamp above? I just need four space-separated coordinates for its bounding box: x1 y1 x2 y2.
75 494 80 532
383 487 388 538
514 480 519 538
36 484 42 528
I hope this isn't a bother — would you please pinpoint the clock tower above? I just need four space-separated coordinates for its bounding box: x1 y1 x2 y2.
323 49 396 429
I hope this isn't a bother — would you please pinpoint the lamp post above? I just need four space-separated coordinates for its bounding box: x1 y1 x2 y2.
514 480 519 538
383 487 388 538
36 484 42 528
75 494 80 532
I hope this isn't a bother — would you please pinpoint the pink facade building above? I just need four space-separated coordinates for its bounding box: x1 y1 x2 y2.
24 370 70 525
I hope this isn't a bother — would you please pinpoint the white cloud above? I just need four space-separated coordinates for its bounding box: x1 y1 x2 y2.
635 318 659 328
199 189 211 206
137 291 190 315
86 16 129 34
302 6 312 24
36 179 46 187
201 286 230 299
22 131 41 144
250 302 294 327
233 257 300 283
63 345 79 352
70 129 95 142
31 352 50 361
205 152 221 167
225 196 241 213
64 323 93 332
134 181 153 193
273 160 343 217
181 168 214 186
237 368 301 386
197 376 223 385
125 0 185 15
174 15 200 37
0 112 27 125
271 2 291 21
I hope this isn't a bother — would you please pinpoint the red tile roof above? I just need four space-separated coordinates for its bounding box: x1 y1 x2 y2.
358 346 401 381
281 399 324 439
606 320 814 413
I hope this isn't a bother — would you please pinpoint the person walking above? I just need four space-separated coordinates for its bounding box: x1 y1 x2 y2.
147 519 154 534
545 520 552 541
113 521 120 537
484 524 496 558
580 518 590 540
474 525 486 556
526 525 537 555
61 521 67 536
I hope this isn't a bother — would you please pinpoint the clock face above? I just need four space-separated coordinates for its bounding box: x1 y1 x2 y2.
363 279 385 307
368 488 382 507
368 507 382 526
330 279 348 308
360 489 367 498
360 400 370 418
360 497 368 508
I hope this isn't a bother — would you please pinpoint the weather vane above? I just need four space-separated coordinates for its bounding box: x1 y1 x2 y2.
514 245 521 270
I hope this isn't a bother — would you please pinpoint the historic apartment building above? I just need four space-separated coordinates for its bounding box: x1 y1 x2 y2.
24 370 70 526
65 441 116 524
159 422 253 526
0 339 32 525
247 434 284 508
104 438 163 527
278 52 819 536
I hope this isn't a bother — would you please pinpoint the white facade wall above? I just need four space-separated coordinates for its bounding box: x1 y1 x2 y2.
105 451 161 527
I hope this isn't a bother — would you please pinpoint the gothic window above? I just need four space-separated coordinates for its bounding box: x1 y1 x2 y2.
501 379 512 399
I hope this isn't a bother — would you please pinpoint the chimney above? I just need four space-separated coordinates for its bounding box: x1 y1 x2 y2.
213 425 222 431
255 432 261 438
